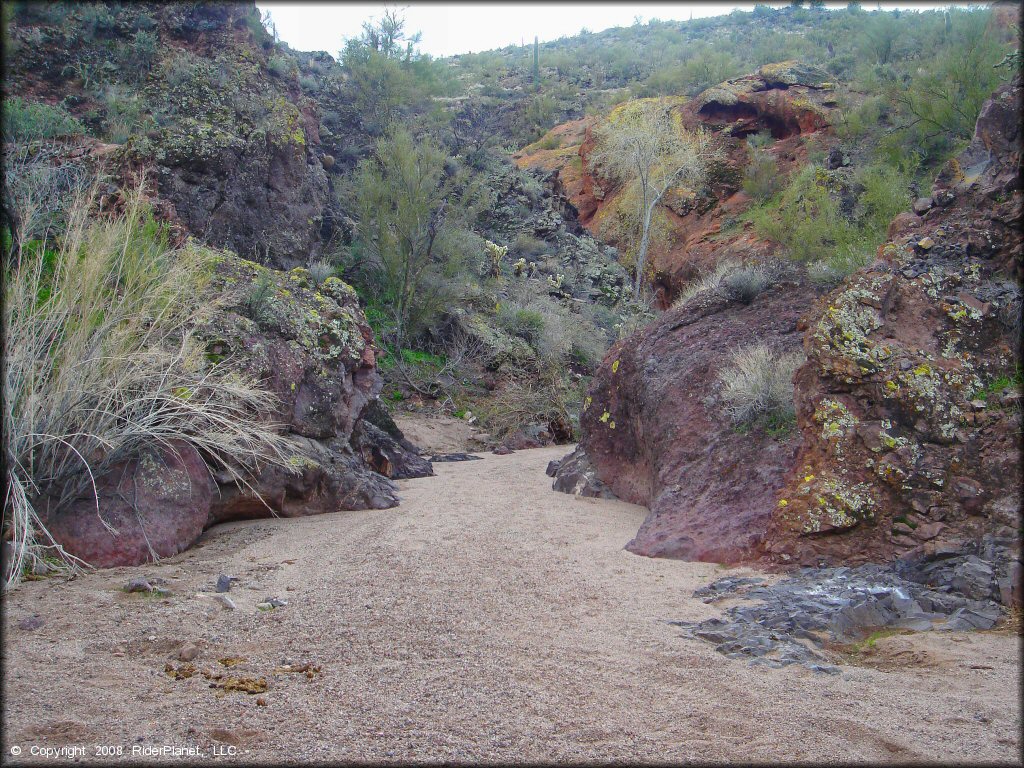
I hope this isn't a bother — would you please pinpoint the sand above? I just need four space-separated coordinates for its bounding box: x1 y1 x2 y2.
2 446 1020 764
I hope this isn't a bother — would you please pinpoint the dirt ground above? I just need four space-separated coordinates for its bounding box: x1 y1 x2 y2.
2 446 1020 764
393 412 492 454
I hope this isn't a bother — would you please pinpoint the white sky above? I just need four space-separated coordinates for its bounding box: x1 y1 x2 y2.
257 2 959 59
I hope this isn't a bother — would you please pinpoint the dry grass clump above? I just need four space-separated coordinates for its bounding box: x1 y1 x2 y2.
2 181 287 589
717 343 804 426
673 260 774 309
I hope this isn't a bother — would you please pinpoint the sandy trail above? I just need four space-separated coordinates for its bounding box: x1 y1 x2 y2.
2 446 1020 764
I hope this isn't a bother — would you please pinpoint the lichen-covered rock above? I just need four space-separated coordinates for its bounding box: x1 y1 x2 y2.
45 443 212 568
763 77 1022 568
556 273 820 563
199 255 435 516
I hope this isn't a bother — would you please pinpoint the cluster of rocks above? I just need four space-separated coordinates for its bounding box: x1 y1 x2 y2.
674 543 1011 674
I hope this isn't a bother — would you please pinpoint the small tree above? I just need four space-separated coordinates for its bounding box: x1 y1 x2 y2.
590 100 714 295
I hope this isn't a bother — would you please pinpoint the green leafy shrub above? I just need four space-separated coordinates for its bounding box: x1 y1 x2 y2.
742 143 780 202
2 97 84 142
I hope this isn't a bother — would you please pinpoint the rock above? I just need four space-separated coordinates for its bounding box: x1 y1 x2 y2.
912 197 934 215
764 77 1022 568
213 594 237 611
997 561 1022 608
429 453 483 462
126 577 154 593
492 446 514 455
545 459 563 477
215 575 233 593
177 644 202 662
551 447 617 499
675 557 1007 671
351 420 434 480
17 616 44 631
560 279 815 563
43 443 213 569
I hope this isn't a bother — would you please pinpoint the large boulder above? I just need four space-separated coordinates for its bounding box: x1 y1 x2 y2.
199 256 433 521
44 443 213 569
762 77 1022 567
556 270 820 563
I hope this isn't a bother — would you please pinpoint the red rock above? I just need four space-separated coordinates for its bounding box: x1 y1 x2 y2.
564 278 818 564
45 443 212 568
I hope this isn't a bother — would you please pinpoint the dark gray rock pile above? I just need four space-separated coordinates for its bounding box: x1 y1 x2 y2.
673 551 1008 674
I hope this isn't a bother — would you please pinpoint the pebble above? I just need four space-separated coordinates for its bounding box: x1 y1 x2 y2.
214 594 237 611
177 644 202 662
215 574 234 593
126 577 153 593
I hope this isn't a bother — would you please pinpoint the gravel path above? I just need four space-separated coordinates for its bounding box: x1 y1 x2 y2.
3 446 1020 764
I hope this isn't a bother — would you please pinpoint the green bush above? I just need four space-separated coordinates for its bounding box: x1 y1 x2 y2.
742 142 780 202
2 97 84 142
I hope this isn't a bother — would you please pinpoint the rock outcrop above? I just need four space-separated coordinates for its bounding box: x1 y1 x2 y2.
557 268 820 563
515 62 839 303
555 78 1021 602
44 255 431 567
762 76 1022 569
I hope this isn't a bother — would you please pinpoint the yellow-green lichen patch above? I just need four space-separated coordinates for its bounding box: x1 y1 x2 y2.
798 476 876 534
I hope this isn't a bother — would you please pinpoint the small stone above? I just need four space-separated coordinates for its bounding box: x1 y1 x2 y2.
126 578 153 593
18 615 44 631
256 697 268 707
177 644 202 662
970 400 987 411
912 197 933 215
917 236 935 250
1000 391 1021 407
213 594 236 611
215 575 233 593
256 602 274 611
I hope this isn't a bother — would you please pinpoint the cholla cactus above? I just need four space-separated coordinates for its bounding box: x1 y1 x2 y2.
513 257 527 276
485 240 508 277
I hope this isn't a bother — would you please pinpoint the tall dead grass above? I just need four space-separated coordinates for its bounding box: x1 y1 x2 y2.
2 181 287 589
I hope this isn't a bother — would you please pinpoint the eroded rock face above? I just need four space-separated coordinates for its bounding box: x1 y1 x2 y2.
556 273 820 563
200 256 432 521
44 443 212 569
515 62 839 304
762 77 1022 568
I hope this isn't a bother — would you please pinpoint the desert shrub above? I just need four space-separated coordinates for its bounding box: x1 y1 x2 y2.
99 84 151 144
2 97 85 142
3 184 287 588
717 344 804 426
476 371 584 440
307 258 334 286
671 259 739 308
298 74 319 92
512 233 553 259
497 304 546 344
268 53 296 79
2 141 90 249
722 264 772 304
742 144 780 202
243 272 276 322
